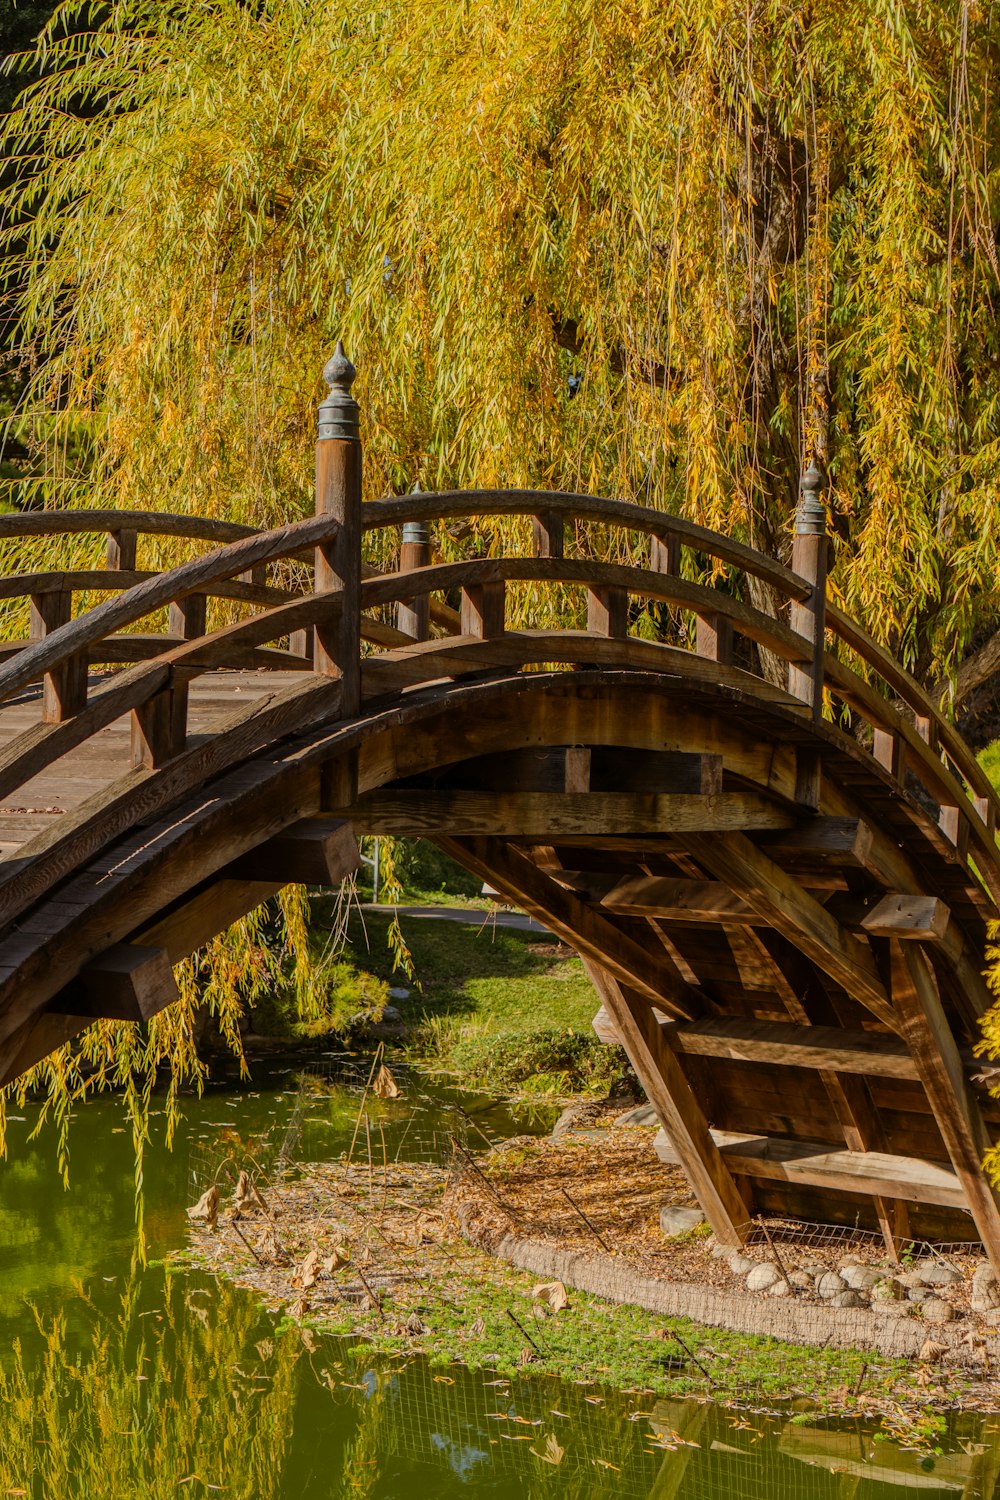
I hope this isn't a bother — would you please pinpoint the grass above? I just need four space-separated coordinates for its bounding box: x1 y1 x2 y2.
329 906 634 1097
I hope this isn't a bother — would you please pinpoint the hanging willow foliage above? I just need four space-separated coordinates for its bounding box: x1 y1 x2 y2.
3 0 1000 1164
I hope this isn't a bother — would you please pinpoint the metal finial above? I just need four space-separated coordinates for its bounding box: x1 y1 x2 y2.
402 480 429 547
795 459 826 537
318 340 360 441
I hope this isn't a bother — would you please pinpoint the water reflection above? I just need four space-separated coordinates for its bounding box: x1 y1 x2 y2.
0 1061 994 1497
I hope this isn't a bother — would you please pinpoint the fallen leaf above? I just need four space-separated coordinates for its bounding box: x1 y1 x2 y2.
255 1339 273 1361
296 1250 321 1290
373 1064 402 1099
518 1349 538 1368
405 1313 428 1336
188 1185 220 1230
234 1170 267 1213
322 1246 350 1273
919 1338 948 1362
532 1280 569 1314
530 1433 565 1466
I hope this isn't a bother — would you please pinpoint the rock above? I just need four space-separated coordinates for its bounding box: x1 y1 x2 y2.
388 986 410 1000
711 1241 738 1259
907 1286 927 1303
727 1253 755 1276
767 1279 791 1297
380 1004 402 1023
922 1298 956 1325
616 1104 659 1127
828 1290 862 1309
660 1206 706 1237
972 1264 1000 1313
551 1103 598 1140
746 1263 782 1292
788 1271 814 1291
894 1271 929 1289
872 1278 906 1302
839 1265 883 1292
816 1272 847 1299
916 1262 960 1287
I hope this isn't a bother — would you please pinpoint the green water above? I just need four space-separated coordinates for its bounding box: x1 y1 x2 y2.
0 1057 996 1498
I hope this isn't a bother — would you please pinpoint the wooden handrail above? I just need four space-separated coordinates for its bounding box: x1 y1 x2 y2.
0 512 340 708
0 510 256 544
361 490 813 603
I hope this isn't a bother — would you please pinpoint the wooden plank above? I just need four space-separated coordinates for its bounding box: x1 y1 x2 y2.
756 817 875 871
653 1126 967 1209
889 940 1000 1273
685 831 897 1029
436 835 706 1019
596 875 759 923
666 1016 917 1078
228 818 359 886
137 878 279 962
50 942 178 1022
862 894 951 941
333 789 795 837
587 962 751 1246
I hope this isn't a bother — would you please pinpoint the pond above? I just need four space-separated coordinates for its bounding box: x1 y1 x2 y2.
0 1055 996 1498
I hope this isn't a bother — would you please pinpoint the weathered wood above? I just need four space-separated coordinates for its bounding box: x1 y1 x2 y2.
685 831 897 1029
50 942 178 1022
653 1126 967 1209
130 674 189 770
861 894 951 941
889 940 1000 1273
137 878 279 962
587 585 628 639
106 527 137 571
587 962 751 1245
228 818 359 886
665 1017 917 1078
397 523 432 641
696 614 733 665
460 582 506 639
532 511 564 559
30 592 87 723
333 789 796 836
313 364 362 710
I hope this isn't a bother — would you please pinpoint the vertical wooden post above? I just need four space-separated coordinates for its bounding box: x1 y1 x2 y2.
532 511 564 559
788 460 827 716
397 485 431 641
106 528 137 572
313 341 362 715
30 591 87 723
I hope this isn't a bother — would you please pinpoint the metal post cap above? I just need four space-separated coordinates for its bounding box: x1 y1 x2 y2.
402 481 429 546
318 340 360 441
795 459 827 537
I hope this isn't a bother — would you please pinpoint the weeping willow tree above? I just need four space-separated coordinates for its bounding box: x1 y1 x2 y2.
4 0 1000 1146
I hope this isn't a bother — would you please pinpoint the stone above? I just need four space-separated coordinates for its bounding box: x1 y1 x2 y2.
727 1253 755 1276
907 1286 927 1303
660 1206 706 1238
379 1004 402 1023
922 1298 956 1325
615 1104 659 1127
816 1272 847 1299
894 1270 929 1289
711 1241 738 1260
971 1264 1000 1314
916 1262 960 1288
828 1290 862 1309
788 1271 814 1291
839 1265 883 1292
767 1279 791 1297
872 1278 906 1302
746 1263 782 1292
388 986 410 1001
551 1103 598 1140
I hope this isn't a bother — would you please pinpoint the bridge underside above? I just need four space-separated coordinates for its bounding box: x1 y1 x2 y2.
3 662 999 1261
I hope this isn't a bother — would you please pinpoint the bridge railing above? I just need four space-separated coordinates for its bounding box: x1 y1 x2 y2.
0 344 997 905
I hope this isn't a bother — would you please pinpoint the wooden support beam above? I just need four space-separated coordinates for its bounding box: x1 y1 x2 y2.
136 879 280 964
685 831 897 1029
653 1127 968 1210
586 962 751 1246
595 875 759 923
460 582 506 639
436 835 706 1019
228 819 359 886
335 789 795 838
665 1016 917 1079
889 940 1000 1273
862 894 951 942
49 943 178 1023
30 591 87 723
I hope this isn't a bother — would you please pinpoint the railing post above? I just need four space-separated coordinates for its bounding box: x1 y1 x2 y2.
397 484 430 641
314 342 362 715
30 591 87 722
788 460 827 716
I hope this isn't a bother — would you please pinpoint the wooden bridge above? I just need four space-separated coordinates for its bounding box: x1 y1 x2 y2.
3 343 1000 1262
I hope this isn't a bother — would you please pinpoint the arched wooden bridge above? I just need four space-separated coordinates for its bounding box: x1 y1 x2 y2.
3 345 1000 1263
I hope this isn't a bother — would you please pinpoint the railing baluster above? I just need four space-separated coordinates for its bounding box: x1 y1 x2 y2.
873 727 903 779
532 511 564 559
30 590 87 723
130 594 206 769
587 586 627 638
461 581 506 638
314 343 362 714
106 528 137 572
650 531 680 575
695 613 733 664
